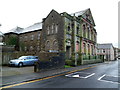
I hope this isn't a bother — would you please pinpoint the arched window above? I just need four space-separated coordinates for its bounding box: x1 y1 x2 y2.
88 44 90 54
53 40 58 50
87 27 90 39
83 43 86 54
67 26 70 31
76 27 79 35
47 26 50 35
38 33 40 40
30 46 34 51
45 41 50 51
25 46 27 51
51 23 54 34
37 46 40 51
91 45 94 55
76 41 79 52
83 24 86 37
55 24 58 33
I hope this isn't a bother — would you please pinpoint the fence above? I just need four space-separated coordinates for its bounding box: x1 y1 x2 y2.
82 54 104 65
83 55 104 60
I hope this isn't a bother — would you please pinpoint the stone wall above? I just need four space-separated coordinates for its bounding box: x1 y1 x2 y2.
2 50 64 65
19 30 41 52
41 10 64 52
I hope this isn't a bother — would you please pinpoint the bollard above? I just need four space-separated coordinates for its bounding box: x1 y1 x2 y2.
34 62 39 72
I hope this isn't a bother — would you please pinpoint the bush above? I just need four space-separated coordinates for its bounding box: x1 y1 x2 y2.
65 60 74 66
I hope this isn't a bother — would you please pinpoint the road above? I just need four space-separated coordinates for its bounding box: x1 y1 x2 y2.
1 60 119 89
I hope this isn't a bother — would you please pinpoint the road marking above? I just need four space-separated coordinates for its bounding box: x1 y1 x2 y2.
98 74 120 84
98 79 120 84
72 74 80 77
98 74 106 80
66 72 95 79
84 73 95 78
105 75 120 77
0 65 97 89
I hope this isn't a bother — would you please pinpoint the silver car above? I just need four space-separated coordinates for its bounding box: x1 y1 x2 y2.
9 56 39 67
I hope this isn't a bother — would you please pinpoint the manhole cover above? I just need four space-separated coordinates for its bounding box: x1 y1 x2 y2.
65 72 95 78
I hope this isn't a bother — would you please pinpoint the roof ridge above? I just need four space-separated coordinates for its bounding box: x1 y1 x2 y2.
70 8 89 16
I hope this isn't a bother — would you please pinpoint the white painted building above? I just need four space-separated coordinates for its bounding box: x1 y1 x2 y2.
0 31 4 45
97 43 115 61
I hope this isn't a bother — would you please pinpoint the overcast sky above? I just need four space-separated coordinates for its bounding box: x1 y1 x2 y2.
0 0 119 48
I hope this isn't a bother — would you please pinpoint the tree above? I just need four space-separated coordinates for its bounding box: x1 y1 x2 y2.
5 36 17 46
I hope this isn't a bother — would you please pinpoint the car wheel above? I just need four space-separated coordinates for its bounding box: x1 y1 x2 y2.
18 62 23 67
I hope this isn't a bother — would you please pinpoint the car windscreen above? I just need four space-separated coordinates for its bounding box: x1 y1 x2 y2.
31 56 38 59
18 56 27 59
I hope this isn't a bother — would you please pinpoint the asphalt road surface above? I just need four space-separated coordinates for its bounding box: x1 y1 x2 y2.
1 60 119 89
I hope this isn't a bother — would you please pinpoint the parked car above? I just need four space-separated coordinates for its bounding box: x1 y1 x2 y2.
9 56 39 67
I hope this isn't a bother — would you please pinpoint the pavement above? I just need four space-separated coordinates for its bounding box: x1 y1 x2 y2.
1 66 34 77
1 62 109 87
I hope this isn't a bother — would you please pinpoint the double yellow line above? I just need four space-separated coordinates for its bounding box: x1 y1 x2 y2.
1 65 97 89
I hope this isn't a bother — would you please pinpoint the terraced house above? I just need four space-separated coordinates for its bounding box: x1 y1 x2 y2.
3 8 102 66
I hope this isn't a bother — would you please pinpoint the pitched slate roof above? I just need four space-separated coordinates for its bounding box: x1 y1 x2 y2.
5 22 42 34
98 43 114 49
70 8 95 26
7 26 24 34
70 8 89 17
0 31 4 36
21 22 42 34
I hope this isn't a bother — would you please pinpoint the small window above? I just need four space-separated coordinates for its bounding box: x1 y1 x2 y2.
30 46 33 51
76 27 79 34
47 26 50 35
53 40 58 50
37 46 40 51
52 16 53 19
83 43 86 54
55 24 58 33
103 49 105 53
83 24 86 30
66 34 71 39
51 24 54 34
24 36 27 41
31 35 34 40
20 37 22 41
68 26 70 31
25 46 27 51
76 41 79 52
38 33 40 40
46 41 50 51
88 27 90 38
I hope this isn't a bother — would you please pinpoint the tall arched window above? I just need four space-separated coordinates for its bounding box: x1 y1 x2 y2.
83 24 86 37
55 24 58 33
53 40 58 50
83 43 86 54
45 40 50 51
47 26 50 35
91 45 94 55
76 41 79 52
88 44 90 55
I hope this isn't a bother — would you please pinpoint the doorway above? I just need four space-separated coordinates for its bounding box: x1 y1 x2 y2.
66 46 71 59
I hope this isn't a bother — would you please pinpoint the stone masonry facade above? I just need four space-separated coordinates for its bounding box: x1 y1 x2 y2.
3 8 101 65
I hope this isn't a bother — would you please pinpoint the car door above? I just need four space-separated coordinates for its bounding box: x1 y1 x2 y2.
23 57 32 65
30 56 37 65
